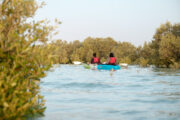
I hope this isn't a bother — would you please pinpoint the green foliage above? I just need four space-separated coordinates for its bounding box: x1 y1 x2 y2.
42 21 180 69
131 22 180 68
82 37 117 60
149 22 180 68
140 42 153 63
139 57 149 67
0 0 59 119
119 57 131 64
159 33 180 68
48 37 137 65
112 42 136 64
150 22 173 66
70 53 81 62
86 49 93 63
49 37 120 64
48 40 69 64
169 60 180 69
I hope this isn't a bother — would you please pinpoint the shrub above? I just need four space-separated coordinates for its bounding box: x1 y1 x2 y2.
0 0 59 119
139 57 149 67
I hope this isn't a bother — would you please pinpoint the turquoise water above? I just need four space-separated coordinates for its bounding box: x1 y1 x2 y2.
38 65 180 120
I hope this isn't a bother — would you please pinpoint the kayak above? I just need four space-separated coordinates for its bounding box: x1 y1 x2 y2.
83 64 91 69
119 63 128 68
83 64 97 70
97 64 121 70
73 61 82 65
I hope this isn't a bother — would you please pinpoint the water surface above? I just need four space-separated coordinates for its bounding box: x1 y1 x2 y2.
38 65 180 120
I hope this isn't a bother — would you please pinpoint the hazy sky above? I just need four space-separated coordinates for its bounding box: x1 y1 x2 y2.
35 0 180 46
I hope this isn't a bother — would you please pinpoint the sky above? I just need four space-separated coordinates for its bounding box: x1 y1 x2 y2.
35 0 180 46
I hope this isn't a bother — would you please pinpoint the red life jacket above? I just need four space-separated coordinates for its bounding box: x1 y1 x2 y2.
93 57 99 63
109 57 116 64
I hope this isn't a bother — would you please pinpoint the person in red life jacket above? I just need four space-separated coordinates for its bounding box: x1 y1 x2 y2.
91 53 100 64
107 52 117 65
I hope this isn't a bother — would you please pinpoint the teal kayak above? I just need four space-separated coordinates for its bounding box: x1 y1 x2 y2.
97 64 121 70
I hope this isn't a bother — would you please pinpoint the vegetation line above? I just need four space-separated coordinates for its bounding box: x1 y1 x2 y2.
50 22 180 69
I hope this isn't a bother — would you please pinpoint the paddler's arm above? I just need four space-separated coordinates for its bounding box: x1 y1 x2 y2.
106 57 110 64
115 58 118 65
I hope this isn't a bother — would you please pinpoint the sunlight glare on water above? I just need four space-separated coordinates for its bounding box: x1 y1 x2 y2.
37 65 180 120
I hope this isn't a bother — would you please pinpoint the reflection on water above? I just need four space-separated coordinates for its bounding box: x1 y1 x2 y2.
36 65 180 120
152 67 180 76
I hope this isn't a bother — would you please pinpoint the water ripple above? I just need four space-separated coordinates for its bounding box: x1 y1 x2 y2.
38 65 180 120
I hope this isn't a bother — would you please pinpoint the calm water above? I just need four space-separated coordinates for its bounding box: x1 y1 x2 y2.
37 65 180 120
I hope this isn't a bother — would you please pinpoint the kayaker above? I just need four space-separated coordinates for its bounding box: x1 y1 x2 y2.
91 53 100 64
107 52 117 65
